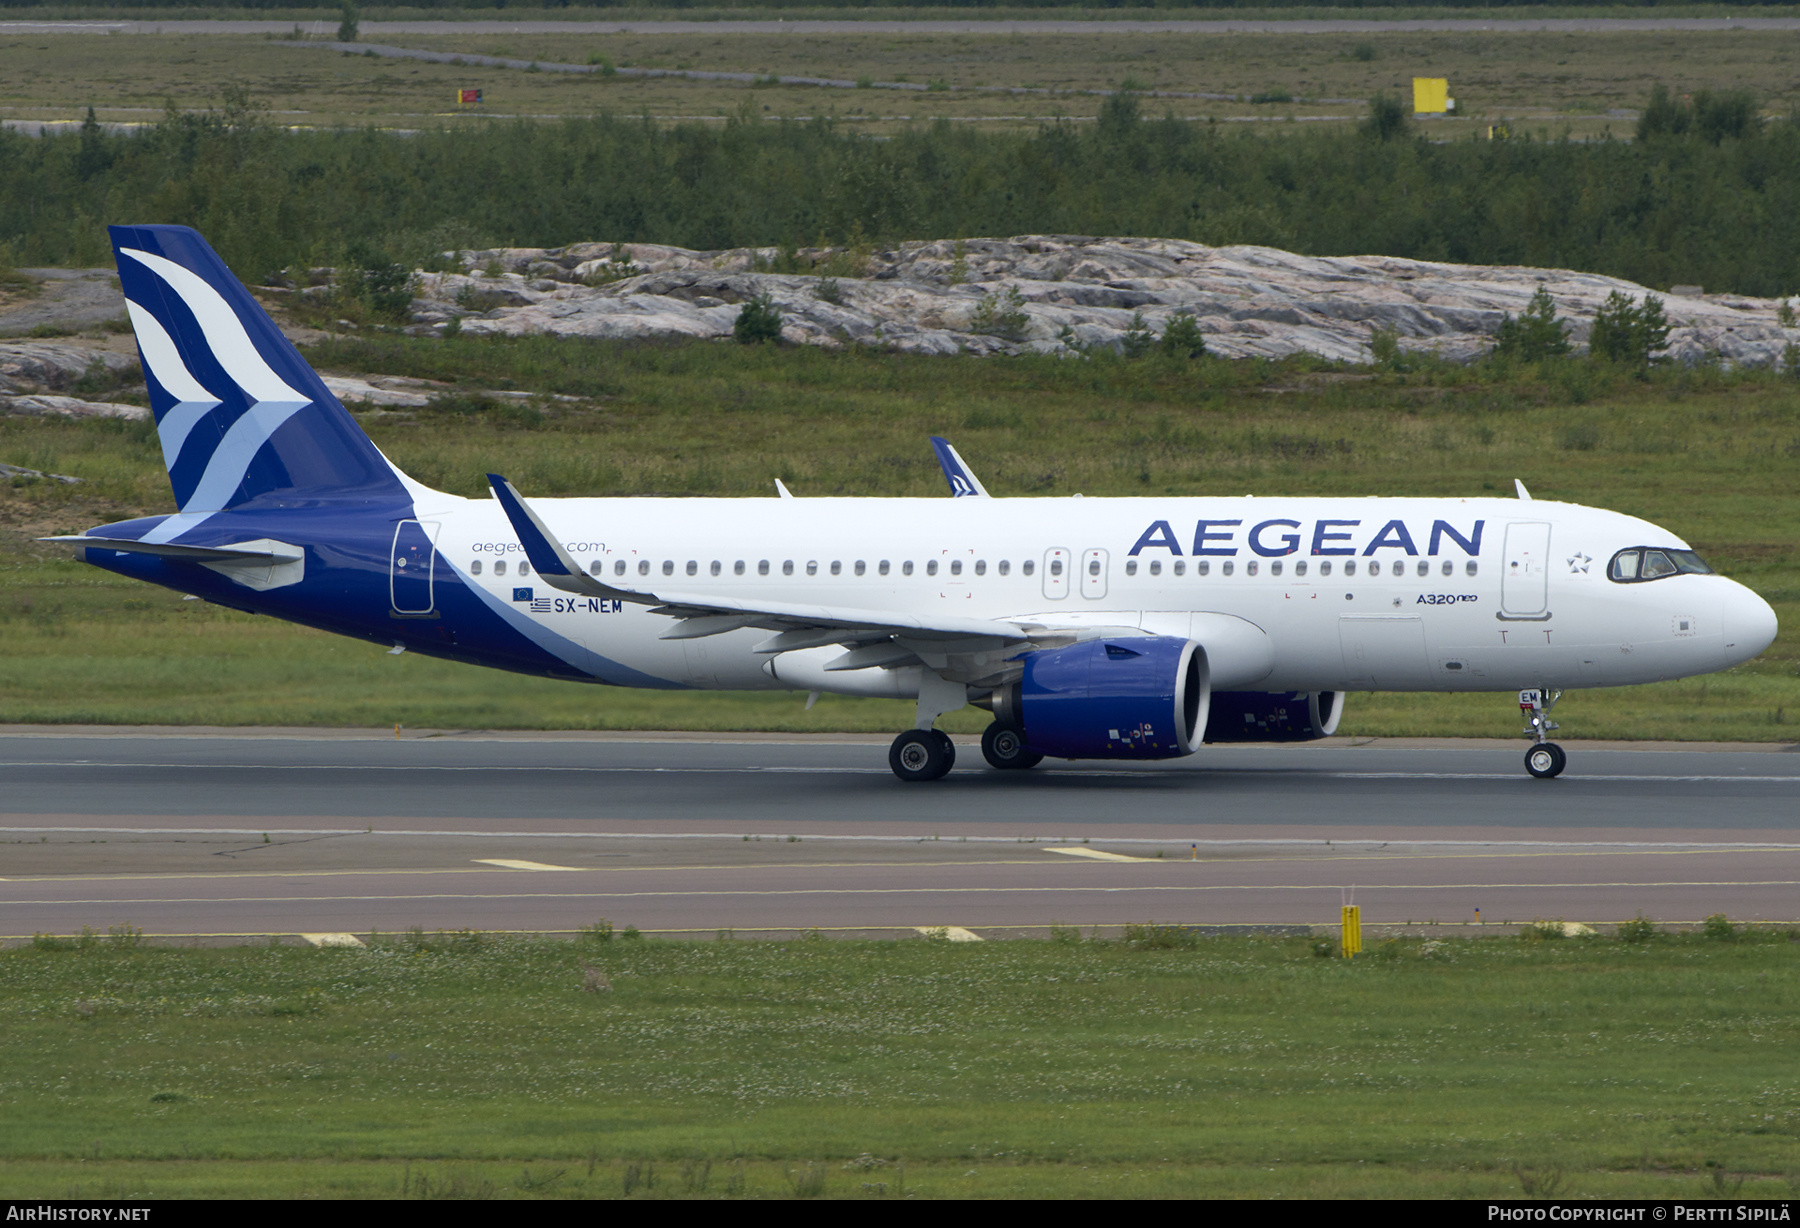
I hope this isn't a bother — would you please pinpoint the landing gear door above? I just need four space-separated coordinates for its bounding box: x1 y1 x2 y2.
390 520 440 615
1501 521 1552 616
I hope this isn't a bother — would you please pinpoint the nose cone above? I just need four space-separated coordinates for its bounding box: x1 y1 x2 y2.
1722 581 1778 665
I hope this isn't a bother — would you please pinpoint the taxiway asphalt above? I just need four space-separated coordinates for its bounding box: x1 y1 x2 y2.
3 730 1797 940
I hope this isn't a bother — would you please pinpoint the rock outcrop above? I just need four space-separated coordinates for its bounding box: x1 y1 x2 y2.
410 236 1800 367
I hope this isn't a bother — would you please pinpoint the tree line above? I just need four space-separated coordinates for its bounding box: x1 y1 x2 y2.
3 94 1796 296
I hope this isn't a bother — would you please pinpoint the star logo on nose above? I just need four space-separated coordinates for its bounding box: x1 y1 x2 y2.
1567 552 1592 574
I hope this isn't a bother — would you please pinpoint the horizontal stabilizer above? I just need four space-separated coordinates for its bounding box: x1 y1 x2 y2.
38 535 300 564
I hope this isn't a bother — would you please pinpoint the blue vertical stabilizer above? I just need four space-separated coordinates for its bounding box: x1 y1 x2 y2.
109 224 410 539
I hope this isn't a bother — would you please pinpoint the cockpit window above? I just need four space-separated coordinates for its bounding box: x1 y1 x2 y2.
1609 547 1713 583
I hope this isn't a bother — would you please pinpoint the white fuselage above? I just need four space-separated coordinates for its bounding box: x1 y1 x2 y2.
408 491 1777 697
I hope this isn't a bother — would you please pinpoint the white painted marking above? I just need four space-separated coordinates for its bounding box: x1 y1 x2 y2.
917 925 983 941
299 932 365 947
473 858 583 872
1046 847 1151 863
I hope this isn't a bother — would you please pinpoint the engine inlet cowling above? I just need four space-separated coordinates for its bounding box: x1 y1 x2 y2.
1015 636 1209 761
1203 691 1344 743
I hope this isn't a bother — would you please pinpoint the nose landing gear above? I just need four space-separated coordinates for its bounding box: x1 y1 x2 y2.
1519 688 1566 779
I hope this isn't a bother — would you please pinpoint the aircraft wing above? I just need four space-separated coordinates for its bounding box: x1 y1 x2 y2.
485 476 1077 672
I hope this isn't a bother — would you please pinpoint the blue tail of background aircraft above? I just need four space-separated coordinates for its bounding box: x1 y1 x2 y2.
109 224 410 540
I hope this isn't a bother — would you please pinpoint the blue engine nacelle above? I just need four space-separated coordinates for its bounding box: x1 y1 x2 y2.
1203 691 1344 743
1014 636 1209 761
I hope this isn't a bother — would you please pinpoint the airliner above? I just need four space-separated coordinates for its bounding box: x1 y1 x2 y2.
45 225 1779 782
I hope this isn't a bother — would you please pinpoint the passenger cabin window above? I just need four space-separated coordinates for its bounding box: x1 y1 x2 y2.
758 560 769 576
927 560 939 576
807 561 818 576
1416 560 1429 577
782 560 794 576
1440 560 1452 577
1466 561 1479 576
1148 560 1160 576
471 560 483 576
830 561 841 576
1087 559 1101 576
974 560 986 576
879 560 890 576
686 560 698 576
1197 560 1209 577
495 561 507 576
616 560 627 576
709 560 720 576
639 560 651 576
1022 560 1034 577
1124 560 1138 577
1247 560 1259 576
855 560 866 576
590 560 603 576
903 561 914 576
663 560 675 576
1222 561 1234 576
520 562 530 577
1609 547 1711 583
1270 560 1283 577
734 560 745 576
1318 561 1331 576
998 560 1010 576
1344 560 1356 576
1294 560 1306 577
1048 559 1062 577
950 560 962 576
1390 560 1404 577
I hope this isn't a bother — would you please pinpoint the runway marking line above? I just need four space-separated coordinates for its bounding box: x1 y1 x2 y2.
8 845 1795 887
7 761 1800 784
15 880 1800 908
1046 847 1151 862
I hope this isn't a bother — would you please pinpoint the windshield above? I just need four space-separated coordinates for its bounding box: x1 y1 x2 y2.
1608 547 1713 583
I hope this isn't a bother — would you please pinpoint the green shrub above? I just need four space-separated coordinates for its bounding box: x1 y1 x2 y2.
1701 912 1738 940
581 918 614 943
1589 291 1671 367
1615 913 1660 943
971 286 1030 341
1493 287 1571 362
1362 92 1410 141
1120 310 1156 358
1159 310 1207 359
336 0 358 43
1122 923 1198 950
813 276 843 306
733 295 783 345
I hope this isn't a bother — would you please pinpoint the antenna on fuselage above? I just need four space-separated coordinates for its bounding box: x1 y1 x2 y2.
1514 479 1533 501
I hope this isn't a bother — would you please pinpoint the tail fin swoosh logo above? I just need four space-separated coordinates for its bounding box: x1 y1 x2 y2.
118 246 311 542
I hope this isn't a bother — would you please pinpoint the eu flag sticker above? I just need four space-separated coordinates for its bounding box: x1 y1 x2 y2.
512 587 533 602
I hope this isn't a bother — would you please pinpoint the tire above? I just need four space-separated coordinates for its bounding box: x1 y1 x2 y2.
1525 742 1566 779
981 722 1044 771
890 729 953 782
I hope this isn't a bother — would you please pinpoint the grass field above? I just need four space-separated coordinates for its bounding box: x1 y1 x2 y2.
2 928 1797 1198
4 20 1798 136
1 336 1796 738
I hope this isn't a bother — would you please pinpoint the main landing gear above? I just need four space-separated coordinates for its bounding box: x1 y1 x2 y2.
1519 688 1566 779
889 729 956 782
981 722 1043 771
